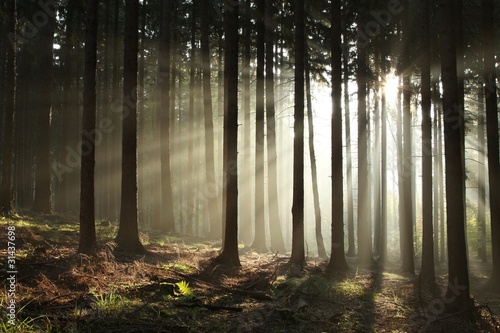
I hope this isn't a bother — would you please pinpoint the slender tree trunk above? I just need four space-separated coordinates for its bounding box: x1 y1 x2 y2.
419 0 435 283
240 0 253 245
79 0 98 254
482 0 500 290
252 0 267 252
265 0 286 253
290 0 306 267
159 0 175 233
215 0 240 267
110 0 121 221
305 52 327 259
115 0 146 254
401 0 415 274
380 57 388 264
328 0 348 271
438 0 471 312
32 5 56 214
138 0 148 227
356 7 374 266
343 48 356 258
433 82 440 262
0 0 16 216
201 0 221 239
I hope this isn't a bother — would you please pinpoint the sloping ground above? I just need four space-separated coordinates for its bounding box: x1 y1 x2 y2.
0 213 499 332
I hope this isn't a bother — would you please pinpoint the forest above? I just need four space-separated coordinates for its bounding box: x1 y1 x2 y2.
0 0 500 331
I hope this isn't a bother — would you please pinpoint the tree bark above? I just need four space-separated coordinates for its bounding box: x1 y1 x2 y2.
289 0 306 268
240 0 253 245
0 0 16 216
159 0 175 233
328 0 349 271
215 0 240 267
32 4 56 214
252 0 267 252
356 5 374 267
305 51 326 259
79 0 98 254
438 0 472 312
419 0 435 283
115 0 146 254
343 48 356 258
482 0 500 289
401 0 415 274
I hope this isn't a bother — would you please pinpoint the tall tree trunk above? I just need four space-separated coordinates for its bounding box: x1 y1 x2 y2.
305 51 326 259
240 0 253 245
201 0 221 239
477 87 487 263
432 82 440 262
328 0 348 271
290 0 305 267
110 0 122 221
115 0 146 254
438 0 471 312
419 0 435 283
252 0 267 252
32 4 56 214
356 6 374 266
343 47 356 258
79 0 98 254
159 0 175 233
379 56 388 263
401 0 415 274
215 0 240 267
482 0 500 290
0 0 16 216
138 0 148 227
265 0 286 253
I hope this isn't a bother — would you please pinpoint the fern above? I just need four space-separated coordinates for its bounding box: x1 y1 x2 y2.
175 281 193 297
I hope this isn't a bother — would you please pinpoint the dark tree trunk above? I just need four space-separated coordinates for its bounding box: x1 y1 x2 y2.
115 0 146 254
438 0 472 312
432 81 440 262
482 0 500 289
305 51 327 259
401 0 415 274
419 0 435 283
290 0 305 268
328 0 348 271
252 0 267 252
240 0 253 245
343 48 356 258
79 0 98 254
201 0 221 239
265 0 286 253
215 0 240 267
0 0 16 216
32 4 56 214
159 0 175 233
110 0 122 221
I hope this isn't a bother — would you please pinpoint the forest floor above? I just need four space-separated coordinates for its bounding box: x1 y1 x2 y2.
1 212 500 333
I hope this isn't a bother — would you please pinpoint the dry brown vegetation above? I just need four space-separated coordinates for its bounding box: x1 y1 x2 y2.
1 213 500 332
